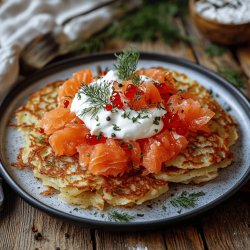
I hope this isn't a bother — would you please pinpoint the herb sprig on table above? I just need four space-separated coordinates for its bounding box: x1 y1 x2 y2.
108 211 135 222
107 0 189 44
204 44 226 57
74 0 189 54
170 191 205 208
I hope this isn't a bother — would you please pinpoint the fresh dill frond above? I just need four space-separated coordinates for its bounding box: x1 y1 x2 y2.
108 211 135 222
73 37 103 53
204 44 226 57
115 48 140 80
132 75 141 86
106 1 189 44
217 66 245 88
170 191 205 208
79 81 111 118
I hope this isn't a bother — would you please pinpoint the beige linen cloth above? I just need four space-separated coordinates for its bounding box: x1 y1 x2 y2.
0 0 141 97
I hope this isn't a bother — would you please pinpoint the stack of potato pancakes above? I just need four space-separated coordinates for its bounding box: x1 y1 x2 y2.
14 68 238 210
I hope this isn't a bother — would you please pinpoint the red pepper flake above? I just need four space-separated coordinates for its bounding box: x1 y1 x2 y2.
38 128 44 134
63 100 70 108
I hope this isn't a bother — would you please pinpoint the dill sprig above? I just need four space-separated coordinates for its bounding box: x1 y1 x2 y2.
170 191 205 208
217 66 245 88
204 44 226 57
78 81 111 118
107 0 189 44
115 48 140 80
108 211 135 222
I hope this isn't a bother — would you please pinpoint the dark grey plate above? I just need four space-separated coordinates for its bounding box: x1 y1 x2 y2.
0 53 249 230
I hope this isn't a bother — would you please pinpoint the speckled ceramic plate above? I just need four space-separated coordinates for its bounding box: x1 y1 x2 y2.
0 53 250 230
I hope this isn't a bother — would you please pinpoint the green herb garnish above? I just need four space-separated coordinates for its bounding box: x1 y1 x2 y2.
119 140 125 145
204 44 226 57
153 117 161 125
106 1 189 44
170 191 205 208
74 37 103 53
35 136 46 144
113 124 121 131
96 132 103 140
132 75 141 86
79 81 111 118
217 66 245 88
114 47 140 80
108 211 135 222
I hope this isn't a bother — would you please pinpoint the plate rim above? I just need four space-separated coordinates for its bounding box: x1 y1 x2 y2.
0 52 250 230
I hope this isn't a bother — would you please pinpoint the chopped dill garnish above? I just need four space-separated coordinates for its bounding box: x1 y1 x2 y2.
35 136 46 144
79 81 111 118
132 75 141 86
153 116 161 125
204 44 226 57
108 211 135 222
96 132 103 140
119 140 125 145
113 124 121 131
128 143 133 149
114 47 140 80
217 66 245 88
170 191 205 208
122 111 131 119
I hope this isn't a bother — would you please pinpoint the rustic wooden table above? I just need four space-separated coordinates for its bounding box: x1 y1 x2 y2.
0 15 249 250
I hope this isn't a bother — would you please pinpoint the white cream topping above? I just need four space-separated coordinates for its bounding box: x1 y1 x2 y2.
71 70 166 140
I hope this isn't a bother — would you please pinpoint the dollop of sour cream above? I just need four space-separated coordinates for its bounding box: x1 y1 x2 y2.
71 70 167 140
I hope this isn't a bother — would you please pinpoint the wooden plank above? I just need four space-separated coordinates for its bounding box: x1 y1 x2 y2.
163 224 205 250
99 18 196 62
0 185 93 250
236 44 250 98
201 192 250 250
95 230 166 250
184 17 249 96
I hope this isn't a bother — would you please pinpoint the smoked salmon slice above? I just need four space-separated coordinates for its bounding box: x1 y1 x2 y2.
82 139 129 177
58 69 93 107
142 130 188 174
40 107 76 135
49 123 89 156
167 95 215 132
